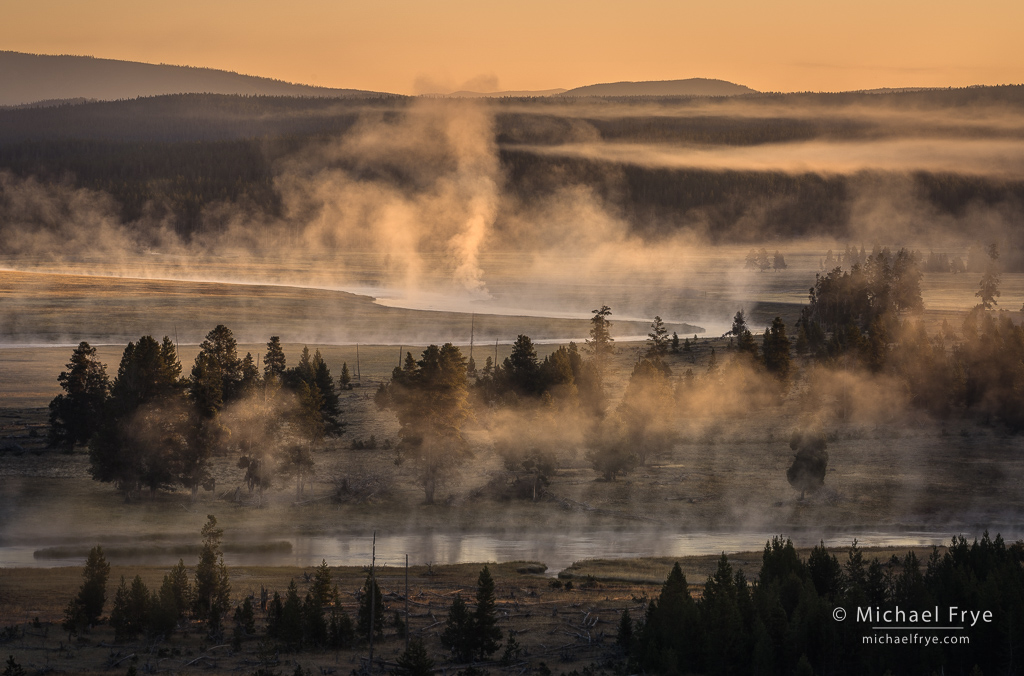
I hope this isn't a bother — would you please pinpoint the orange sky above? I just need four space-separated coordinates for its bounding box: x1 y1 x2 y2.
4 0 1022 94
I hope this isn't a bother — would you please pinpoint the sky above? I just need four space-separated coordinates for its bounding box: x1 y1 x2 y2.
3 0 1023 95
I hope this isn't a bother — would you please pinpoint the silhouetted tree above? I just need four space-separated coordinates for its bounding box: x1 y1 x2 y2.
976 242 1001 309
473 566 502 660
395 638 435 676
440 596 475 662
646 316 670 357
63 545 109 633
193 515 231 632
586 305 615 367
263 336 287 383
88 335 184 499
357 575 384 639
761 317 792 380
48 341 109 451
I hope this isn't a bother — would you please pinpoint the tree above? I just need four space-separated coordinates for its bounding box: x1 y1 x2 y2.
773 250 788 271
89 335 184 499
646 316 670 358
616 608 633 653
264 336 287 382
728 310 748 337
197 325 242 403
2 656 25 676
395 638 435 676
637 562 701 673
278 580 304 649
376 344 472 503
311 350 342 433
110 575 150 640
761 317 792 380
503 334 542 396
786 431 829 500
440 596 475 662
357 575 384 639
193 515 231 631
473 566 502 660
670 332 680 354
158 559 192 624
585 305 615 366
310 559 337 608
976 242 1001 309
48 341 109 451
63 545 109 632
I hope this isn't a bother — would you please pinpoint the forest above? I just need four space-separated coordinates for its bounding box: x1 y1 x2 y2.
2 89 1024 254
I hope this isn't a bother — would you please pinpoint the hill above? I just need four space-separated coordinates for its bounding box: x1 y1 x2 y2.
0 51 387 107
560 77 756 97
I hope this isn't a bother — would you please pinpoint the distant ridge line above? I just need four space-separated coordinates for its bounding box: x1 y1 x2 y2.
559 78 757 98
0 51 389 107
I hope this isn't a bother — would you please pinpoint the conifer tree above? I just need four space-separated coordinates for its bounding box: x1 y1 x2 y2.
473 566 502 660
395 638 435 676
278 580 304 649
193 515 231 631
357 575 384 639
440 596 475 662
63 545 109 633
48 341 109 450
264 336 287 382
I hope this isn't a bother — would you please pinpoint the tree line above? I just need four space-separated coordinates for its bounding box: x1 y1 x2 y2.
48 326 348 501
56 524 1023 676
4 92 1024 255
621 533 1024 676
58 518 514 675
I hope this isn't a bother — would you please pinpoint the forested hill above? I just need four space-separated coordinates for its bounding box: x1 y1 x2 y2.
560 78 757 97
0 51 387 107
1 89 1023 251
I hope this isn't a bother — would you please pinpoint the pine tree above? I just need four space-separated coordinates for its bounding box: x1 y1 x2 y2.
357 575 384 639
310 560 336 607
48 341 109 451
159 559 192 622
646 316 670 357
616 608 633 653
110 575 150 640
976 242 1001 309
395 638 435 676
586 305 615 366
440 596 475 662
328 607 355 649
193 515 231 631
3 655 26 676
473 566 502 660
197 324 242 403
63 545 109 632
88 335 184 499
761 317 792 380
302 592 328 648
264 336 287 382
279 580 304 649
